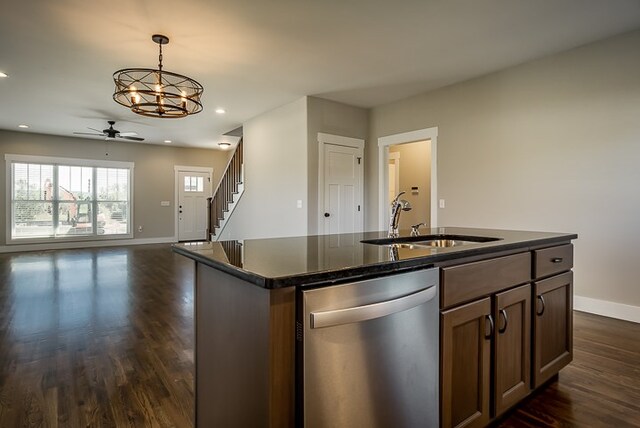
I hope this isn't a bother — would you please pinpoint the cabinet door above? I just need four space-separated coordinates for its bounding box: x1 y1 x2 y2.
533 271 573 388
441 298 492 428
493 284 531 417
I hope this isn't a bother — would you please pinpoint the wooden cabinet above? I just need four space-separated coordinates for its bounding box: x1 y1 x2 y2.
441 254 531 428
441 298 492 428
533 271 573 388
440 243 574 428
493 284 531 417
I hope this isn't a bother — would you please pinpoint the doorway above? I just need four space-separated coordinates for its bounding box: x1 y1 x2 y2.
174 166 212 241
378 127 438 231
387 141 432 231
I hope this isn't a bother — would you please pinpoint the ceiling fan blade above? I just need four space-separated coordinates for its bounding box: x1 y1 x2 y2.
74 132 103 136
118 132 138 137
87 127 103 133
119 136 145 141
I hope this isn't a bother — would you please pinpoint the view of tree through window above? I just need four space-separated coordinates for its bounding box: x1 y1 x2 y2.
10 160 132 240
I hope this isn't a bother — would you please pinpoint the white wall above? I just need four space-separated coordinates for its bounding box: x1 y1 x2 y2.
367 30 640 314
221 97 308 240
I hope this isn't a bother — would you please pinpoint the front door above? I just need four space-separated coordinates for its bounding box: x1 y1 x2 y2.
178 171 211 241
322 144 363 235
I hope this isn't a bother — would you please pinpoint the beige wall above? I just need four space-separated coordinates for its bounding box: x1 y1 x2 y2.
221 96 368 239
221 97 308 240
0 130 231 246
389 141 431 230
306 96 369 235
367 29 640 307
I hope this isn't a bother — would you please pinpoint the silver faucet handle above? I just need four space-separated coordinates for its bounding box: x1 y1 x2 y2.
410 222 426 236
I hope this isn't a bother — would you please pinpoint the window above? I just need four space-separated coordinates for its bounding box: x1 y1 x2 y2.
184 176 204 192
6 155 134 243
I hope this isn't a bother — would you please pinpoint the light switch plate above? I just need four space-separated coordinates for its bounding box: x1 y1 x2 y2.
160 201 170 206
439 199 445 209
296 200 303 209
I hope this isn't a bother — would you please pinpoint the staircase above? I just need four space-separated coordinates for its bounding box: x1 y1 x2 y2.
208 138 244 240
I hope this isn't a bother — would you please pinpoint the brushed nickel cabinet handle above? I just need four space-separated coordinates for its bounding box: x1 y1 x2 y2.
485 314 494 339
498 309 508 334
536 295 546 316
551 257 563 263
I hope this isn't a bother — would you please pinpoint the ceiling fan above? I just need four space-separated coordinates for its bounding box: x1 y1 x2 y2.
74 121 144 141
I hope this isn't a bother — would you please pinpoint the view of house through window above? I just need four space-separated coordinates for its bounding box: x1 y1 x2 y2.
9 156 133 241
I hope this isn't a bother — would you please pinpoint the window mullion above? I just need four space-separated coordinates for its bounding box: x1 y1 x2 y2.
52 165 59 237
92 167 97 237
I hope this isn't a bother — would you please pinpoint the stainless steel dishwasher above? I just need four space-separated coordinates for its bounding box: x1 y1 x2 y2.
297 268 439 428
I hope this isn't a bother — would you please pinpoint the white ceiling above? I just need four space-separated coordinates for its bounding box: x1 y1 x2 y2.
1 0 640 149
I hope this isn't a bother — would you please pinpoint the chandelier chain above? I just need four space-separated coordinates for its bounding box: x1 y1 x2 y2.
158 43 163 72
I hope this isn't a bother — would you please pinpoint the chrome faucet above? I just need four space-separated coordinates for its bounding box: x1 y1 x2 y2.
410 222 427 236
389 192 412 237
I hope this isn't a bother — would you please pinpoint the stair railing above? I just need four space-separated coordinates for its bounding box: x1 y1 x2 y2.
207 138 243 240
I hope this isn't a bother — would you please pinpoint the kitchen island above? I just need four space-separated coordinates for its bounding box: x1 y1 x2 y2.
174 227 577 428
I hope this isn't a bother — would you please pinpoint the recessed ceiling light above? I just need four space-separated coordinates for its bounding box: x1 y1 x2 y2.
0 72 8 78
215 108 226 114
18 124 29 129
218 142 231 149
164 140 172 143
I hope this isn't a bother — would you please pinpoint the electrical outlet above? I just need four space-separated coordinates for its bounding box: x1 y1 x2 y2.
297 200 303 209
160 201 170 206
439 199 445 209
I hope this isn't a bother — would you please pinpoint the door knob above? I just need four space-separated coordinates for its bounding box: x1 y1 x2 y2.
324 212 330 217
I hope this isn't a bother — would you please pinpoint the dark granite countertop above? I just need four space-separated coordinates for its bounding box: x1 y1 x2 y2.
172 227 577 289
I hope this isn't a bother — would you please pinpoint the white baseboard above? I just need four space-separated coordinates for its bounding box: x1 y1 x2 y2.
0 236 177 254
574 295 640 324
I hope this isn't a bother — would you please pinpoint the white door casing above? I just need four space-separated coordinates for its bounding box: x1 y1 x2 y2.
174 166 212 241
388 152 400 205
378 127 438 231
318 133 364 235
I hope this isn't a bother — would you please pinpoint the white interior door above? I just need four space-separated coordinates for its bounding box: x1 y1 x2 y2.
178 171 211 241
322 144 363 235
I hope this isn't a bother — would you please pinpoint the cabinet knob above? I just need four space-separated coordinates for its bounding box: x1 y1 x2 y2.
324 212 330 218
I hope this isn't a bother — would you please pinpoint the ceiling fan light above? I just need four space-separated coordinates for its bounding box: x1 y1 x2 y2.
113 34 203 119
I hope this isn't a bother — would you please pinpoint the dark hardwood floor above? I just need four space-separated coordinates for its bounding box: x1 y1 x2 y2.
0 245 195 427
498 311 640 427
0 245 638 427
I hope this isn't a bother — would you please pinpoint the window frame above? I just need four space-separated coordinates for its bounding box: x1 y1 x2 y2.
5 154 134 244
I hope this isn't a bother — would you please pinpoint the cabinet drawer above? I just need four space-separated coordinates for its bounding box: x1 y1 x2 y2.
441 252 531 309
533 244 573 279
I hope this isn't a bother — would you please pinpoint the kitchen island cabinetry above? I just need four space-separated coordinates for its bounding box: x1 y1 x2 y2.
439 243 574 428
173 227 577 428
439 252 532 427
441 298 492 428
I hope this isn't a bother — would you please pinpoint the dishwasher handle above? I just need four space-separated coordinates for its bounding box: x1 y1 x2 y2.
310 285 436 329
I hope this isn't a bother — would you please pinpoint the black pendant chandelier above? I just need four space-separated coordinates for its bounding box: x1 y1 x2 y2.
113 34 204 118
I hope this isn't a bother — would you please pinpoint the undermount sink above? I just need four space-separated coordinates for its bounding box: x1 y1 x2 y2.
361 234 502 248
